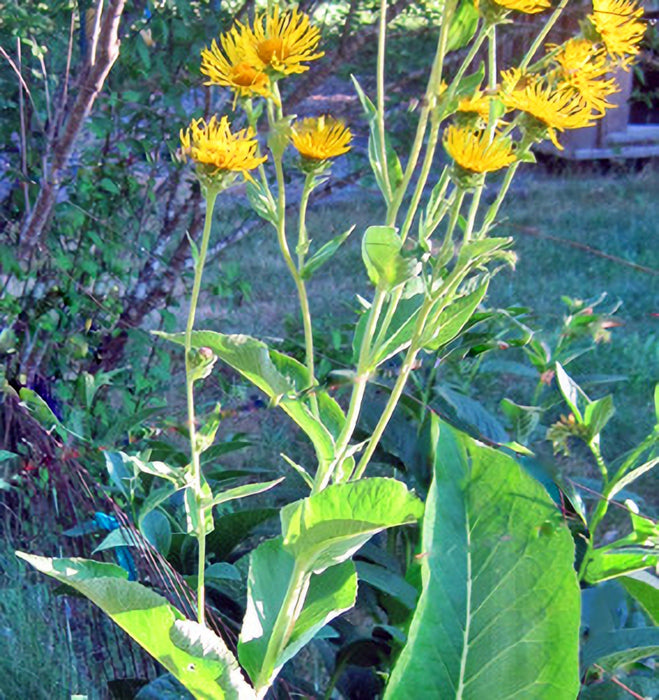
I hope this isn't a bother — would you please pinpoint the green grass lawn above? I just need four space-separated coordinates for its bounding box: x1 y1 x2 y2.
494 165 659 444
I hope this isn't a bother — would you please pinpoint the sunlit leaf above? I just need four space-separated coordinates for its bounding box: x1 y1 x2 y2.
238 538 357 687
16 554 254 699
281 478 423 574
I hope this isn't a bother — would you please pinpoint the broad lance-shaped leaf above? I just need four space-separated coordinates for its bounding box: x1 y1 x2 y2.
157 331 345 474
421 280 489 352
301 226 355 280
361 226 419 291
352 280 488 368
238 538 357 688
16 554 255 699
385 420 580 700
281 478 423 574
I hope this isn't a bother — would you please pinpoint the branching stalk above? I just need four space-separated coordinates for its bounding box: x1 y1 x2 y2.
314 288 387 492
386 0 459 225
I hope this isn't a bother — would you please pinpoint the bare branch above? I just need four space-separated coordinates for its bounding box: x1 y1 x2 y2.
18 0 127 256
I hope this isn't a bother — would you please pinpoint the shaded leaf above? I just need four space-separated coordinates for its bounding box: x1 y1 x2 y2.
581 628 659 672
384 420 580 700
355 560 418 610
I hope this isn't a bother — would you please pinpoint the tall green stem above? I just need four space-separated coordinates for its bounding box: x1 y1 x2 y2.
377 0 392 201
184 187 219 626
578 440 612 580
518 0 569 72
272 151 319 416
386 0 459 225
314 288 387 492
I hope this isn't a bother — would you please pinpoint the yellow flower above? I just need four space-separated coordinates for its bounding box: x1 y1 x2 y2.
239 6 324 76
501 69 596 149
179 115 266 184
476 0 551 13
201 29 272 100
458 91 497 122
549 39 619 115
588 0 646 64
493 0 551 12
443 125 516 173
291 116 352 161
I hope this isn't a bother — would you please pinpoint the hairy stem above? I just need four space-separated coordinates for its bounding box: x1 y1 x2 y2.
297 174 318 408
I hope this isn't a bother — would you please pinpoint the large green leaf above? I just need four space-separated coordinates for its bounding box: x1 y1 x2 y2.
281 478 423 574
157 331 344 474
238 538 357 687
385 420 581 700
16 554 255 699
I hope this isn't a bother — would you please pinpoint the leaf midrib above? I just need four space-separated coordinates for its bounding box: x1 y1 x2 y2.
456 505 473 700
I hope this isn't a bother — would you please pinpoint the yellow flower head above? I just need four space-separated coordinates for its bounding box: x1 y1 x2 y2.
291 116 352 161
444 125 516 174
549 39 619 114
239 6 324 76
201 29 272 101
501 69 596 149
457 91 497 122
588 0 646 64
476 0 551 14
179 115 266 185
